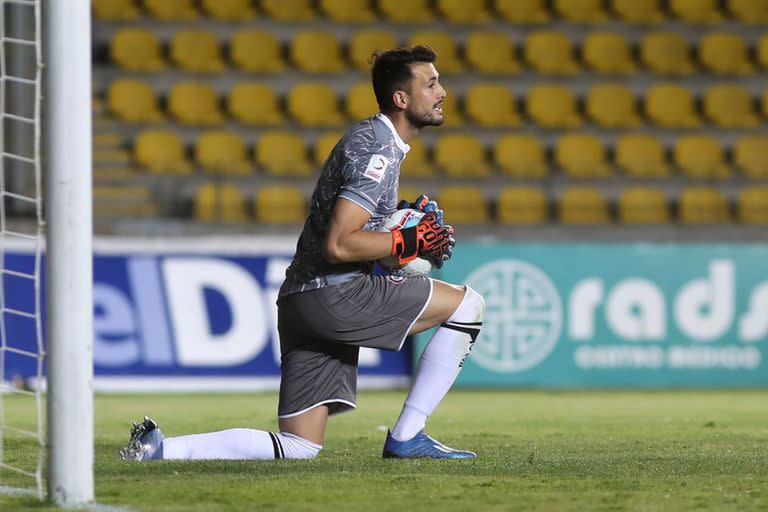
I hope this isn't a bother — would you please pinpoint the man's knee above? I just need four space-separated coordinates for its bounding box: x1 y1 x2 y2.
448 285 485 323
274 432 322 459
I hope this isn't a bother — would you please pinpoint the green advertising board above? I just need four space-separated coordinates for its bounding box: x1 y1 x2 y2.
417 243 768 387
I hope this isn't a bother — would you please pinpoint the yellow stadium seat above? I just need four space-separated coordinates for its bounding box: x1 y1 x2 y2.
759 35 768 69
107 79 163 123
349 31 398 72
494 135 547 179
231 31 285 73
670 0 723 23
703 85 758 128
400 138 433 177
583 32 636 74
93 0 140 20
255 186 306 223
559 187 610 224
556 133 612 179
699 32 753 75
527 85 582 128
436 0 491 23
319 0 375 22
314 132 343 166
256 132 312 176
615 134 670 178
438 186 489 224
729 0 768 23
168 82 224 126
378 0 435 23
170 30 225 73
738 187 768 224
498 187 548 224
763 89 768 118
640 32 695 75
196 131 252 175
524 31 579 75
346 82 379 121
679 187 729 224
645 84 700 128
735 136 768 178
675 135 730 180
261 0 315 21
200 0 256 20
144 0 198 20
291 31 345 74
406 31 463 73
195 184 248 223
611 0 665 24
287 83 344 127
495 0 549 23
618 187 669 224
465 84 520 127
440 87 464 127
554 0 607 23
397 186 423 206
434 134 490 177
110 29 165 72
134 130 191 174
586 84 640 128
228 83 283 126
465 32 520 75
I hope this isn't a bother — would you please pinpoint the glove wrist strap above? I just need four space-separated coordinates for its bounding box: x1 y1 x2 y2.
391 227 418 265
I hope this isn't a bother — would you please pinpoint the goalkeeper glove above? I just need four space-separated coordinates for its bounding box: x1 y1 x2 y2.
390 212 455 267
397 194 444 226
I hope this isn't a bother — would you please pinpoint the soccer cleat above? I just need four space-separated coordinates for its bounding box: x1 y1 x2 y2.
119 416 164 461
382 429 476 459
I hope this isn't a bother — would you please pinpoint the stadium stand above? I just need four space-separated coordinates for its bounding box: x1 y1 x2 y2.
319 0 376 22
738 187 768 224
170 29 226 72
314 132 344 166
497 187 548 224
554 0 608 23
645 84 701 128
494 135 547 179
735 136 768 178
583 32 636 75
255 185 307 223
434 134 490 177
618 187 670 224
287 83 344 127
524 31 579 75
615 134 671 178
527 84 582 128
107 79 164 123
290 31 345 73
195 183 248 223
729 0 768 23
110 28 166 71
555 133 612 179
346 82 380 121
464 84 520 127
611 0 665 24
406 31 463 73
195 131 252 175
699 32 754 75
378 0 435 23
200 0 256 21
134 130 192 174
495 0 550 23
679 187 730 224
703 85 758 128
674 135 731 180
586 84 640 128
261 0 315 21
559 187 610 224
436 0 492 23
230 31 285 73
438 186 490 224
143 0 198 21
256 131 312 176
465 32 520 75
168 82 224 126
228 83 283 126
93 0 140 20
640 32 696 75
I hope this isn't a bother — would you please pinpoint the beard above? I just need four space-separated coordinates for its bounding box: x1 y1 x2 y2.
405 103 445 129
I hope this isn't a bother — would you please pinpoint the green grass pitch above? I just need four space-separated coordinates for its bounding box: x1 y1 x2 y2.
2 390 767 511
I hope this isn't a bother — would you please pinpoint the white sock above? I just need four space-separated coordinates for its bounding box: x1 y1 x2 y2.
391 286 484 441
160 429 321 460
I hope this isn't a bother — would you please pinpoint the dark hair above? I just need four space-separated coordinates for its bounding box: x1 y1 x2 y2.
370 45 437 112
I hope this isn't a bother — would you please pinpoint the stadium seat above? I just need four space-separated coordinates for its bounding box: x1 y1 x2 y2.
524 31 579 75
728 0 768 23
559 187 610 224
615 134 670 178
378 0 435 23
349 30 398 72
553 0 607 23
738 187 768 224
195 184 248 223
400 138 433 177
437 186 489 224
346 82 379 121
406 32 462 73
93 0 140 20
679 187 730 224
735 136 768 178
699 33 753 75
319 0 375 22
640 32 695 75
290 31 345 74
134 130 191 174
526 85 582 128
434 134 490 177
314 132 344 166
436 0 491 23
759 35 768 69
107 80 163 123
763 89 768 119
497 187 548 224
170 30 225 73
110 28 166 72
675 135 730 180
256 131 312 176
261 0 315 21
200 0 256 20
465 32 520 75
555 133 612 179
228 83 283 126
231 31 285 73
645 84 700 128
583 32 636 75
196 131 252 175
168 82 224 126
669 0 723 23
703 85 758 128
618 187 669 224
255 186 306 223
586 84 640 128
495 0 550 23
494 135 547 179
611 0 665 24
144 0 198 20
287 83 344 127
465 84 520 127
397 186 423 205
433 87 462 128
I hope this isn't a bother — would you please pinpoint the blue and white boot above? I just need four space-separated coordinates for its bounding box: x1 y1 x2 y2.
382 430 476 459
119 416 164 461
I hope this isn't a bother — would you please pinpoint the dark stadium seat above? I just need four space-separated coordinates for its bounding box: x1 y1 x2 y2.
640 32 695 75
674 135 731 180
679 187 730 224
615 134 670 178
699 32 754 75
703 85 758 128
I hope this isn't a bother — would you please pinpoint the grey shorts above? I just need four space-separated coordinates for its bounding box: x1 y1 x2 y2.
276 274 432 418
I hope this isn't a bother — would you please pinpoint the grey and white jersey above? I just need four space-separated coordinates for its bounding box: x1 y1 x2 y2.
279 114 410 296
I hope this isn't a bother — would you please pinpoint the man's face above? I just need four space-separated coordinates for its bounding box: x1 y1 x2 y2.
403 62 446 129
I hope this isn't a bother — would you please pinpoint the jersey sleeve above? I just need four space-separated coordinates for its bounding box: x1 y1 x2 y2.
338 143 397 215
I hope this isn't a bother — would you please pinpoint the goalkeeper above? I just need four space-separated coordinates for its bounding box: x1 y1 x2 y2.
120 45 485 462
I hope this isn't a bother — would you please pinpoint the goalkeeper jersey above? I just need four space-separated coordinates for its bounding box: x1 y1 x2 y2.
279 113 410 296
